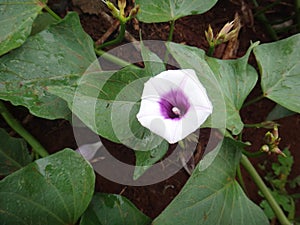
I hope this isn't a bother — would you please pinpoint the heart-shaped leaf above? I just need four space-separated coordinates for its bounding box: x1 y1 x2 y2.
266 104 296 121
49 66 167 150
205 42 259 134
166 42 227 133
153 138 269 225
253 33 300 113
0 12 97 120
167 42 259 134
0 149 95 225
135 0 218 23
49 66 169 179
0 128 31 176
80 193 151 225
0 0 45 56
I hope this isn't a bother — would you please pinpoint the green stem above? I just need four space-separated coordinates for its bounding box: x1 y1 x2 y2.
244 123 268 128
242 149 264 158
251 0 278 41
242 95 265 108
94 48 138 69
237 164 248 194
97 22 126 49
164 20 176 65
0 101 49 158
168 20 175 42
240 154 291 225
44 5 62 21
207 45 215 57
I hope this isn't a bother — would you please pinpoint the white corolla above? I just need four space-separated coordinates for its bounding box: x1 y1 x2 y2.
136 69 213 144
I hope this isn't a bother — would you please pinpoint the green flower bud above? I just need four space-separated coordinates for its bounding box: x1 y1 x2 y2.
118 0 126 17
106 1 120 18
260 145 270 153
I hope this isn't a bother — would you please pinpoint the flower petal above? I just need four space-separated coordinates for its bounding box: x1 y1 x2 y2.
136 69 213 144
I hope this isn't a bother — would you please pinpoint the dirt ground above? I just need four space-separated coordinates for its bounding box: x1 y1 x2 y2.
1 0 299 222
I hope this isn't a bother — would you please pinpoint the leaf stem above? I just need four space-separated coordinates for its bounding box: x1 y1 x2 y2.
168 20 176 42
0 101 49 158
242 95 265 108
207 45 215 57
97 22 126 49
242 149 264 158
94 48 138 69
43 5 62 21
163 20 176 65
244 123 269 128
240 154 291 225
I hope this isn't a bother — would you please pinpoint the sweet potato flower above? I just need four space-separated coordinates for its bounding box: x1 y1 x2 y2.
136 69 213 144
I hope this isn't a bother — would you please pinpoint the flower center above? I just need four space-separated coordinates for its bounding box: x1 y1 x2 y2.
159 89 190 120
172 106 181 117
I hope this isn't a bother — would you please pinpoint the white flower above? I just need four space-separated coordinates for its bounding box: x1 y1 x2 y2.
136 69 213 144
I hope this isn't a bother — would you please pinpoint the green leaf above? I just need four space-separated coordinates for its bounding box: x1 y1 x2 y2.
0 149 95 225
134 144 168 180
49 66 168 146
254 33 300 113
49 66 169 178
0 128 31 176
80 193 151 225
260 191 294 220
205 42 259 134
0 12 97 120
166 42 229 133
266 104 296 121
153 138 269 225
135 0 218 23
140 40 165 76
30 12 57 36
0 0 45 56
132 41 167 179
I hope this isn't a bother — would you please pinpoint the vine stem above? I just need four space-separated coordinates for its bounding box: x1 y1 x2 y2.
94 48 138 69
44 5 62 21
167 20 176 42
164 20 176 65
207 45 215 57
240 154 291 225
0 101 49 158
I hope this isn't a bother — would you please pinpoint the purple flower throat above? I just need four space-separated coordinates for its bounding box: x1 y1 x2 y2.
159 89 190 120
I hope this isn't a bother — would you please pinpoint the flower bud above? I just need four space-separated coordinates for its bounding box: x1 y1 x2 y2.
264 131 274 144
128 5 140 19
272 125 279 139
205 25 214 45
260 145 270 153
271 147 286 157
118 0 126 17
217 21 234 40
105 1 120 18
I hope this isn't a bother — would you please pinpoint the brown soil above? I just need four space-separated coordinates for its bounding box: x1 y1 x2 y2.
1 0 299 223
